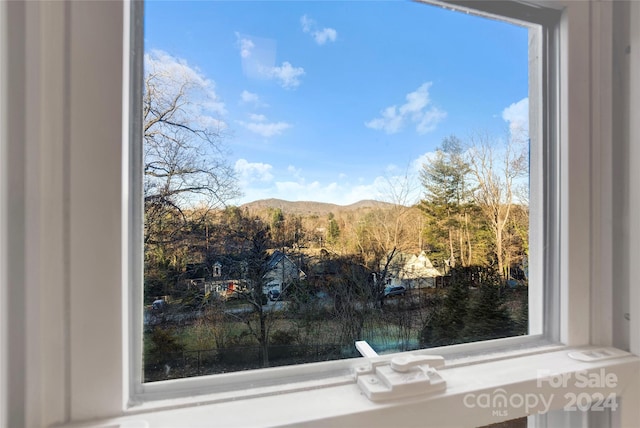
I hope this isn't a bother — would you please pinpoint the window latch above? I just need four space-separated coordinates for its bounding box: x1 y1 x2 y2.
354 341 446 402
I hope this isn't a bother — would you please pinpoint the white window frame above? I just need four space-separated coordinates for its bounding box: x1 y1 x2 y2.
2 0 640 427
128 0 558 402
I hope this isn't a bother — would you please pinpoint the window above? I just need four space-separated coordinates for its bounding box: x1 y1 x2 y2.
4 0 639 426
139 0 552 384
126 0 605 405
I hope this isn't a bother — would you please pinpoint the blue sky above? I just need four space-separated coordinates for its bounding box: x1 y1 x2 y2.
144 1 529 206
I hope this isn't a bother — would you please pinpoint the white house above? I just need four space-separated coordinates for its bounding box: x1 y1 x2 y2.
383 251 442 289
398 251 442 289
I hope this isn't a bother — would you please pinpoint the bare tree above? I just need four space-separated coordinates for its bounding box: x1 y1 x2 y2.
352 170 421 306
466 132 528 279
144 51 241 247
218 210 277 367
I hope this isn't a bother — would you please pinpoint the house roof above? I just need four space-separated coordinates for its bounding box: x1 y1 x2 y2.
400 251 441 279
265 250 307 280
267 250 288 270
386 250 441 279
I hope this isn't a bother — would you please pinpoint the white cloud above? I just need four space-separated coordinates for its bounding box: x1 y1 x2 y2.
235 34 305 89
301 15 313 33
240 90 258 104
241 122 292 138
237 114 292 138
301 15 338 45
248 113 267 122
350 181 383 199
240 90 268 108
366 83 446 135
287 165 303 178
411 151 438 173
144 49 227 126
233 166 380 205
197 115 226 131
248 171 413 206
275 181 318 194
267 62 305 89
234 159 274 183
270 180 365 205
366 106 404 134
502 97 529 142
385 164 399 174
233 159 427 206
236 34 255 58
416 108 447 134
314 28 337 45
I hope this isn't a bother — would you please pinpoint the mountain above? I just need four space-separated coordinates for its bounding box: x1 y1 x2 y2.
240 198 395 216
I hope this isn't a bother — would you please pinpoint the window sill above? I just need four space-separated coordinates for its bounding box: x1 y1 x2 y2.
66 345 640 428
131 335 558 410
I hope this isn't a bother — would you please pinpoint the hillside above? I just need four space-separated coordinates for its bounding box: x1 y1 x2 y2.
240 198 396 216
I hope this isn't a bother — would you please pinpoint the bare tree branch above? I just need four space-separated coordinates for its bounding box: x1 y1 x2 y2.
143 51 241 246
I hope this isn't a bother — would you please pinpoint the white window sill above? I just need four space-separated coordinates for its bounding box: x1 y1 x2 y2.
65 346 640 428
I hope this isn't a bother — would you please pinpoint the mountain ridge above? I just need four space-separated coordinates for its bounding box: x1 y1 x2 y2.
240 198 395 215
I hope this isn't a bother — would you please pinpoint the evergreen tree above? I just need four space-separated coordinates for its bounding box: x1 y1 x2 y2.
462 272 514 341
327 212 340 244
514 286 528 336
270 208 285 248
419 136 474 268
420 269 470 347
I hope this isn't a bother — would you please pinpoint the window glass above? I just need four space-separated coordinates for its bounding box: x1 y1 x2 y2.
142 0 534 382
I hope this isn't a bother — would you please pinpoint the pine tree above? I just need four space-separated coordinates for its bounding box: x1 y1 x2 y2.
462 273 514 341
419 136 474 267
420 271 470 347
327 213 340 244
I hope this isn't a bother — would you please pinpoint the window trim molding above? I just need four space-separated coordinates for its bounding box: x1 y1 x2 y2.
126 0 144 410
557 0 593 347
127 0 566 407
628 0 640 358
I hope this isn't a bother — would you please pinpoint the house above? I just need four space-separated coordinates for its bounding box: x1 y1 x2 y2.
201 261 247 299
203 279 246 299
398 251 442 289
382 251 442 290
263 250 307 293
202 254 306 298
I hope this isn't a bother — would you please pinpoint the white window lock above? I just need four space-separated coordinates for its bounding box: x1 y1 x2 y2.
354 341 446 402
567 347 632 362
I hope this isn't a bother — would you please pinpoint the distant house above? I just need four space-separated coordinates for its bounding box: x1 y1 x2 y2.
263 250 307 293
203 261 247 299
202 253 306 298
204 279 246 299
383 251 442 289
399 251 442 288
